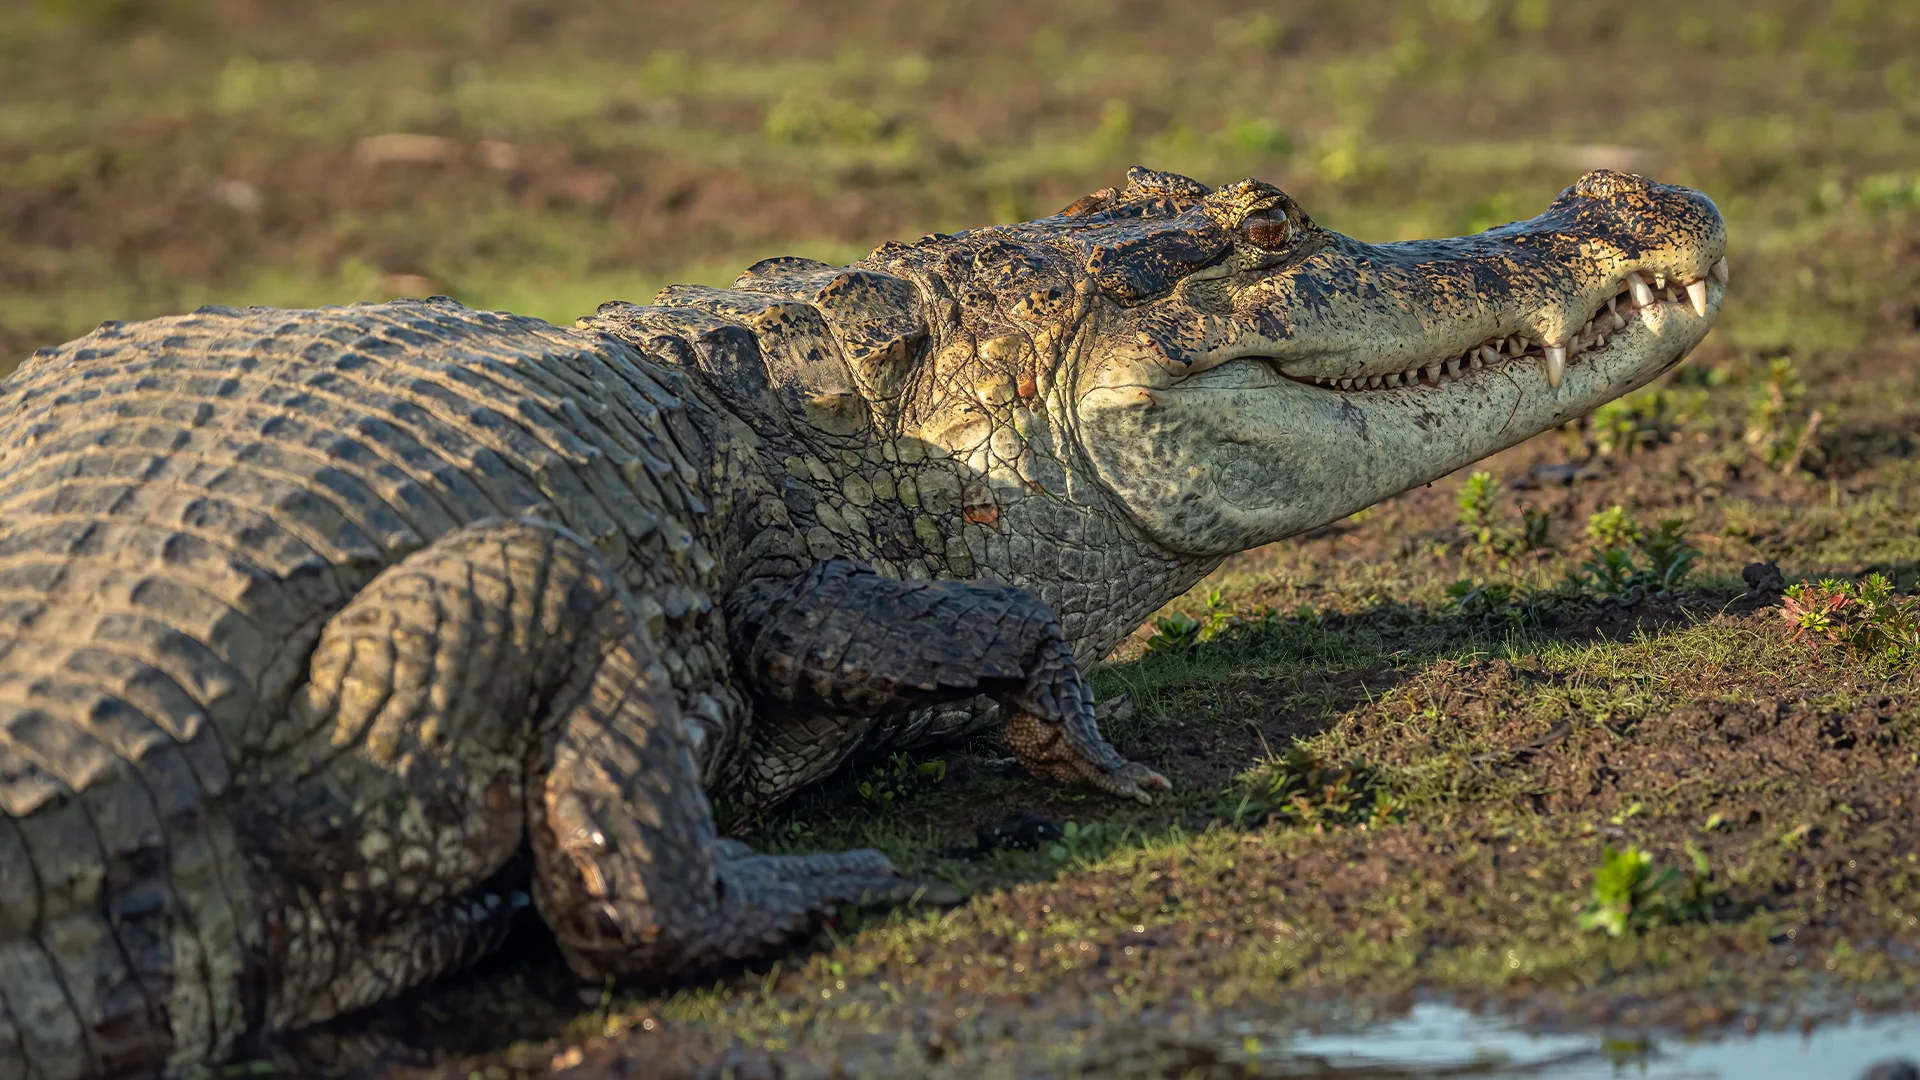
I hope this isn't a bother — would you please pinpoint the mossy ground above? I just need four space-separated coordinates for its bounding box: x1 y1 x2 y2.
7 0 1920 1076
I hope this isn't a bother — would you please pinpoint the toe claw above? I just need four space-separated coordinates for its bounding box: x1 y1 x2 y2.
1114 761 1173 804
846 876 963 910
903 881 967 908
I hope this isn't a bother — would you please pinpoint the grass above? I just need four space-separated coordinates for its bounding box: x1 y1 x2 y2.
6 0 1920 1075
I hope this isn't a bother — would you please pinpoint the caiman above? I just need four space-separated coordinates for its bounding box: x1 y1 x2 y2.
0 166 1727 1078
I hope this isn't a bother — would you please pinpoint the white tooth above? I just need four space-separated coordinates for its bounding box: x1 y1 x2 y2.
1367 375 1383 388
1446 356 1462 377
1686 280 1707 316
1468 353 1484 370
1628 273 1655 308
1568 337 1584 357
1653 272 1666 290
1544 345 1566 387
1712 256 1729 284
1609 310 1627 331
1606 295 1618 315
1338 378 1354 390
1480 344 1502 366
1509 335 1529 355
1424 363 1442 383
1387 371 1403 387
1663 286 1678 303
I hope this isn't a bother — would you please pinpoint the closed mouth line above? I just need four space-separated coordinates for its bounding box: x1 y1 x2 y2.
1280 256 1726 393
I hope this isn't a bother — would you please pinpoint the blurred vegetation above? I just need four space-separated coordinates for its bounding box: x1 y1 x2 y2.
2 0 1917 367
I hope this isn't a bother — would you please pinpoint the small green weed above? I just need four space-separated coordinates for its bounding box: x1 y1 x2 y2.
1666 845 1719 924
1455 471 1552 558
1517 507 1552 553
855 753 948 808
1237 746 1404 831
1781 572 1920 668
1586 505 1641 550
1457 471 1503 549
1045 820 1122 865
1856 172 1920 212
1581 546 1640 595
1575 842 1717 937
1744 356 1823 473
1636 518 1704 593
1444 578 1526 627
1577 844 1664 937
1145 589 1276 653
1589 387 1707 457
1576 509 1701 596
762 94 892 147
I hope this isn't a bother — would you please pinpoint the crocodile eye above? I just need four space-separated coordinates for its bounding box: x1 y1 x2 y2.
1238 209 1293 251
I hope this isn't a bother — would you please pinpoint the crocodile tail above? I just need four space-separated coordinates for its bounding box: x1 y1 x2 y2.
0 662 261 1078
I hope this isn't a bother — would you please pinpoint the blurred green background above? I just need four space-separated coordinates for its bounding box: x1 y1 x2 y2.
3 0 1915 373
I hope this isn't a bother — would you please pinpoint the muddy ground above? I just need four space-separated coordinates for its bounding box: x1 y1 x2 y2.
5 0 1920 1076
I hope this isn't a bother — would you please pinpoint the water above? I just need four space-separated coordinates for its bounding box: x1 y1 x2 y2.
1216 1003 1920 1078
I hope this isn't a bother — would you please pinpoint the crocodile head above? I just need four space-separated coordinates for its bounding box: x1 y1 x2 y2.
847 166 1727 558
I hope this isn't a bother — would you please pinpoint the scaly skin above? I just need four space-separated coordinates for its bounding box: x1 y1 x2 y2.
0 165 1726 1077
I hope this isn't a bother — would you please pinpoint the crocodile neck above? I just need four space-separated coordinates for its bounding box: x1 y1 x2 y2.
586 299 1218 669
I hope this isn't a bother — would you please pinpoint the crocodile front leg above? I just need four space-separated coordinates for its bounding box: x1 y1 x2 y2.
727 560 1171 804
264 519 915 1011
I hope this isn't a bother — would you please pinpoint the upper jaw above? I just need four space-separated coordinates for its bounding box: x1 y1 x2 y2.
1231 174 1730 391
1278 256 1729 393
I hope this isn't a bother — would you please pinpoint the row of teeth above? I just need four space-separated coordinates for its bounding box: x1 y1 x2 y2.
1304 256 1727 392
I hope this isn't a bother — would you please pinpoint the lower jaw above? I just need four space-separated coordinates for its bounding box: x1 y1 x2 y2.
1075 295 1719 558
1326 299 1715 443
1200 306 1715 540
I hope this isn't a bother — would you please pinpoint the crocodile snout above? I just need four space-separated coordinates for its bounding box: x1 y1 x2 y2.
1252 171 1728 391
1072 167 1729 557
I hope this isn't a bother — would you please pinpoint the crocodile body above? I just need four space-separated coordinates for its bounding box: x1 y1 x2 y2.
0 166 1727 1078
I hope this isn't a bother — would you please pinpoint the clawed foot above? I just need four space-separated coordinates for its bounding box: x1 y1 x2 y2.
711 845 962 957
558 842 961 982
1002 705 1173 805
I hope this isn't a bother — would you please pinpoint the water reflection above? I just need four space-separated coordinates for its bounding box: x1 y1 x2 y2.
1191 1002 1920 1078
